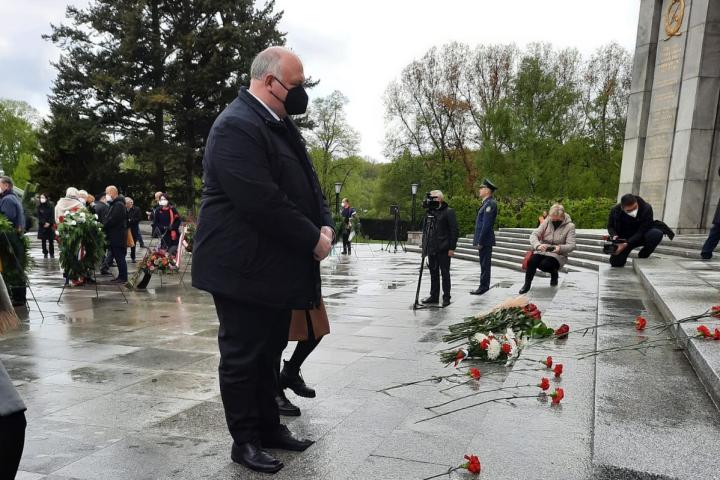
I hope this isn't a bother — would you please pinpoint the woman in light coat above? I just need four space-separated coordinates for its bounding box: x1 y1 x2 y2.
520 204 576 294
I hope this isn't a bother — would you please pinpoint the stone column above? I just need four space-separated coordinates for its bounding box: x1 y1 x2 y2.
664 0 720 232
619 0 663 197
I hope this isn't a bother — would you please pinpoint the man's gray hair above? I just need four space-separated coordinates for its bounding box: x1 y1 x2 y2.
430 190 444 202
250 47 287 80
0 176 14 187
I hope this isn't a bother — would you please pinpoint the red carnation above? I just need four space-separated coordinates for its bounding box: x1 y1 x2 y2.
544 356 553 368
555 324 570 338
454 349 468 367
635 316 647 331
550 388 565 404
711 305 720 318
463 454 481 474
715 328 720 341
539 377 550 391
479 339 489 350
501 343 512 354
58 215 65 223
468 368 481 380
697 325 712 338
553 364 563 378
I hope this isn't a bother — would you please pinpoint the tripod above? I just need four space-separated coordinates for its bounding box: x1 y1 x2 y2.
383 208 406 253
412 213 435 310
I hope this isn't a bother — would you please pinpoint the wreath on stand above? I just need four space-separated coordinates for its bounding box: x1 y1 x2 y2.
127 248 179 289
57 208 106 283
0 215 32 291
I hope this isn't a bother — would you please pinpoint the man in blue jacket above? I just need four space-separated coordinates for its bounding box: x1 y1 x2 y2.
471 179 498 295
193 47 334 474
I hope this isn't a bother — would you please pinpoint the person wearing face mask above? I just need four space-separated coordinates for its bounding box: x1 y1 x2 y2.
36 193 56 259
607 193 664 267
151 194 181 253
193 47 334 474
520 204 576 294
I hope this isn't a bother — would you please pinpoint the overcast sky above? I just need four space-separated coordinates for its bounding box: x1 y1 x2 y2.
0 0 640 161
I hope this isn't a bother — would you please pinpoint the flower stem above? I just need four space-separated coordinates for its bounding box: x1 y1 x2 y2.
415 394 541 424
421 467 458 480
428 383 536 410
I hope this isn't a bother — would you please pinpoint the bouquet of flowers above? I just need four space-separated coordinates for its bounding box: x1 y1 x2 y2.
141 248 178 274
57 208 106 282
440 296 554 364
182 223 196 253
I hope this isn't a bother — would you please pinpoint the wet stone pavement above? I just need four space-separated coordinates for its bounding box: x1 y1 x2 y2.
6 240 566 480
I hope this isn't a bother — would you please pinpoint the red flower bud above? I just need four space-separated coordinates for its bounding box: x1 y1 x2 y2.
454 349 468 367
697 325 712 338
544 356 553 368
555 324 570 338
714 328 720 341
550 387 565 404
501 343 512 354
539 377 550 391
553 364 563 378
468 368 481 380
711 306 720 318
463 454 481 474
479 339 489 350
634 316 647 331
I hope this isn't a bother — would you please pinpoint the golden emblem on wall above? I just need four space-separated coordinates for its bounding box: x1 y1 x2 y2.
665 0 685 38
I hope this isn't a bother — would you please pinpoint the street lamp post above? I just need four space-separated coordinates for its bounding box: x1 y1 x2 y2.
335 182 342 216
411 183 419 229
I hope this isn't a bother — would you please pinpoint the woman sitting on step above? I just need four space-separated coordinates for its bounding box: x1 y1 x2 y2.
520 204 576 294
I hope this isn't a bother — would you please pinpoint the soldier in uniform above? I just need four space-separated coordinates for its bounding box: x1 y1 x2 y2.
471 179 497 296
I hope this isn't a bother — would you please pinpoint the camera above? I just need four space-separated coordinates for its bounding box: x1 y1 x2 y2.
389 205 400 216
421 192 440 211
602 237 627 254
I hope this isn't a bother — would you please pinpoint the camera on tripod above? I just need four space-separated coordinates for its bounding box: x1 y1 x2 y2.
602 237 627 254
421 192 441 211
389 205 400 216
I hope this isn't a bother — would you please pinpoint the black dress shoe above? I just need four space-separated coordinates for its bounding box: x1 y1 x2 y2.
421 296 439 304
262 424 314 452
231 442 283 473
275 391 301 416
550 272 559 287
469 288 489 295
280 361 316 398
442 298 451 307
519 283 531 294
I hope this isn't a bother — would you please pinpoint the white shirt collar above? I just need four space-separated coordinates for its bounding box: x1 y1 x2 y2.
248 91 281 121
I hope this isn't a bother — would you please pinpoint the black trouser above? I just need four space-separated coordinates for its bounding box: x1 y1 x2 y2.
130 225 144 260
0 411 26 479
342 232 351 254
478 246 492 290
428 251 452 300
7 232 26 303
610 228 663 267
701 223 720 258
525 254 560 285
213 297 290 444
41 238 54 257
109 246 128 281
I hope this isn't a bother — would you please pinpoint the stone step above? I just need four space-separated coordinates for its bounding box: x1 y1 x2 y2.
593 264 720 479
459 237 613 264
465 272 600 479
632 257 720 409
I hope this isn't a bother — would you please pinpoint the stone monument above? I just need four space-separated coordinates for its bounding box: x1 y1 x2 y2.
620 0 720 233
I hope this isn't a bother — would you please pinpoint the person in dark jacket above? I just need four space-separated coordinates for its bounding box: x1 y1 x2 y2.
152 193 181 253
701 167 720 259
340 198 356 255
102 186 128 283
36 193 56 258
193 47 334 474
0 177 26 306
471 178 498 295
421 190 459 307
0 359 26 480
607 194 664 267
91 194 109 222
125 197 144 262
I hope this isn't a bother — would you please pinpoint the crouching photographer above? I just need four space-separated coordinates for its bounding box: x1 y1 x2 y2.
606 194 672 267
421 190 460 307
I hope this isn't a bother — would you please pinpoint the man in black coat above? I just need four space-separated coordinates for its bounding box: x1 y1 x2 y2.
701 167 720 259
607 194 664 267
421 190 459 307
102 186 128 282
192 47 334 474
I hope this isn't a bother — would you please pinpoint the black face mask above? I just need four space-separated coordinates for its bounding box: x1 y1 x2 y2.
272 78 309 115
552 220 563 229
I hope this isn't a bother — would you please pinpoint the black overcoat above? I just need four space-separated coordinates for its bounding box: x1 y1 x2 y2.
192 88 334 310
102 195 127 248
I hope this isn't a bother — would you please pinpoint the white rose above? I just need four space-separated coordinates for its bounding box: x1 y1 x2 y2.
69 220 77 226
472 333 488 344
64 210 70 216
487 338 501 360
